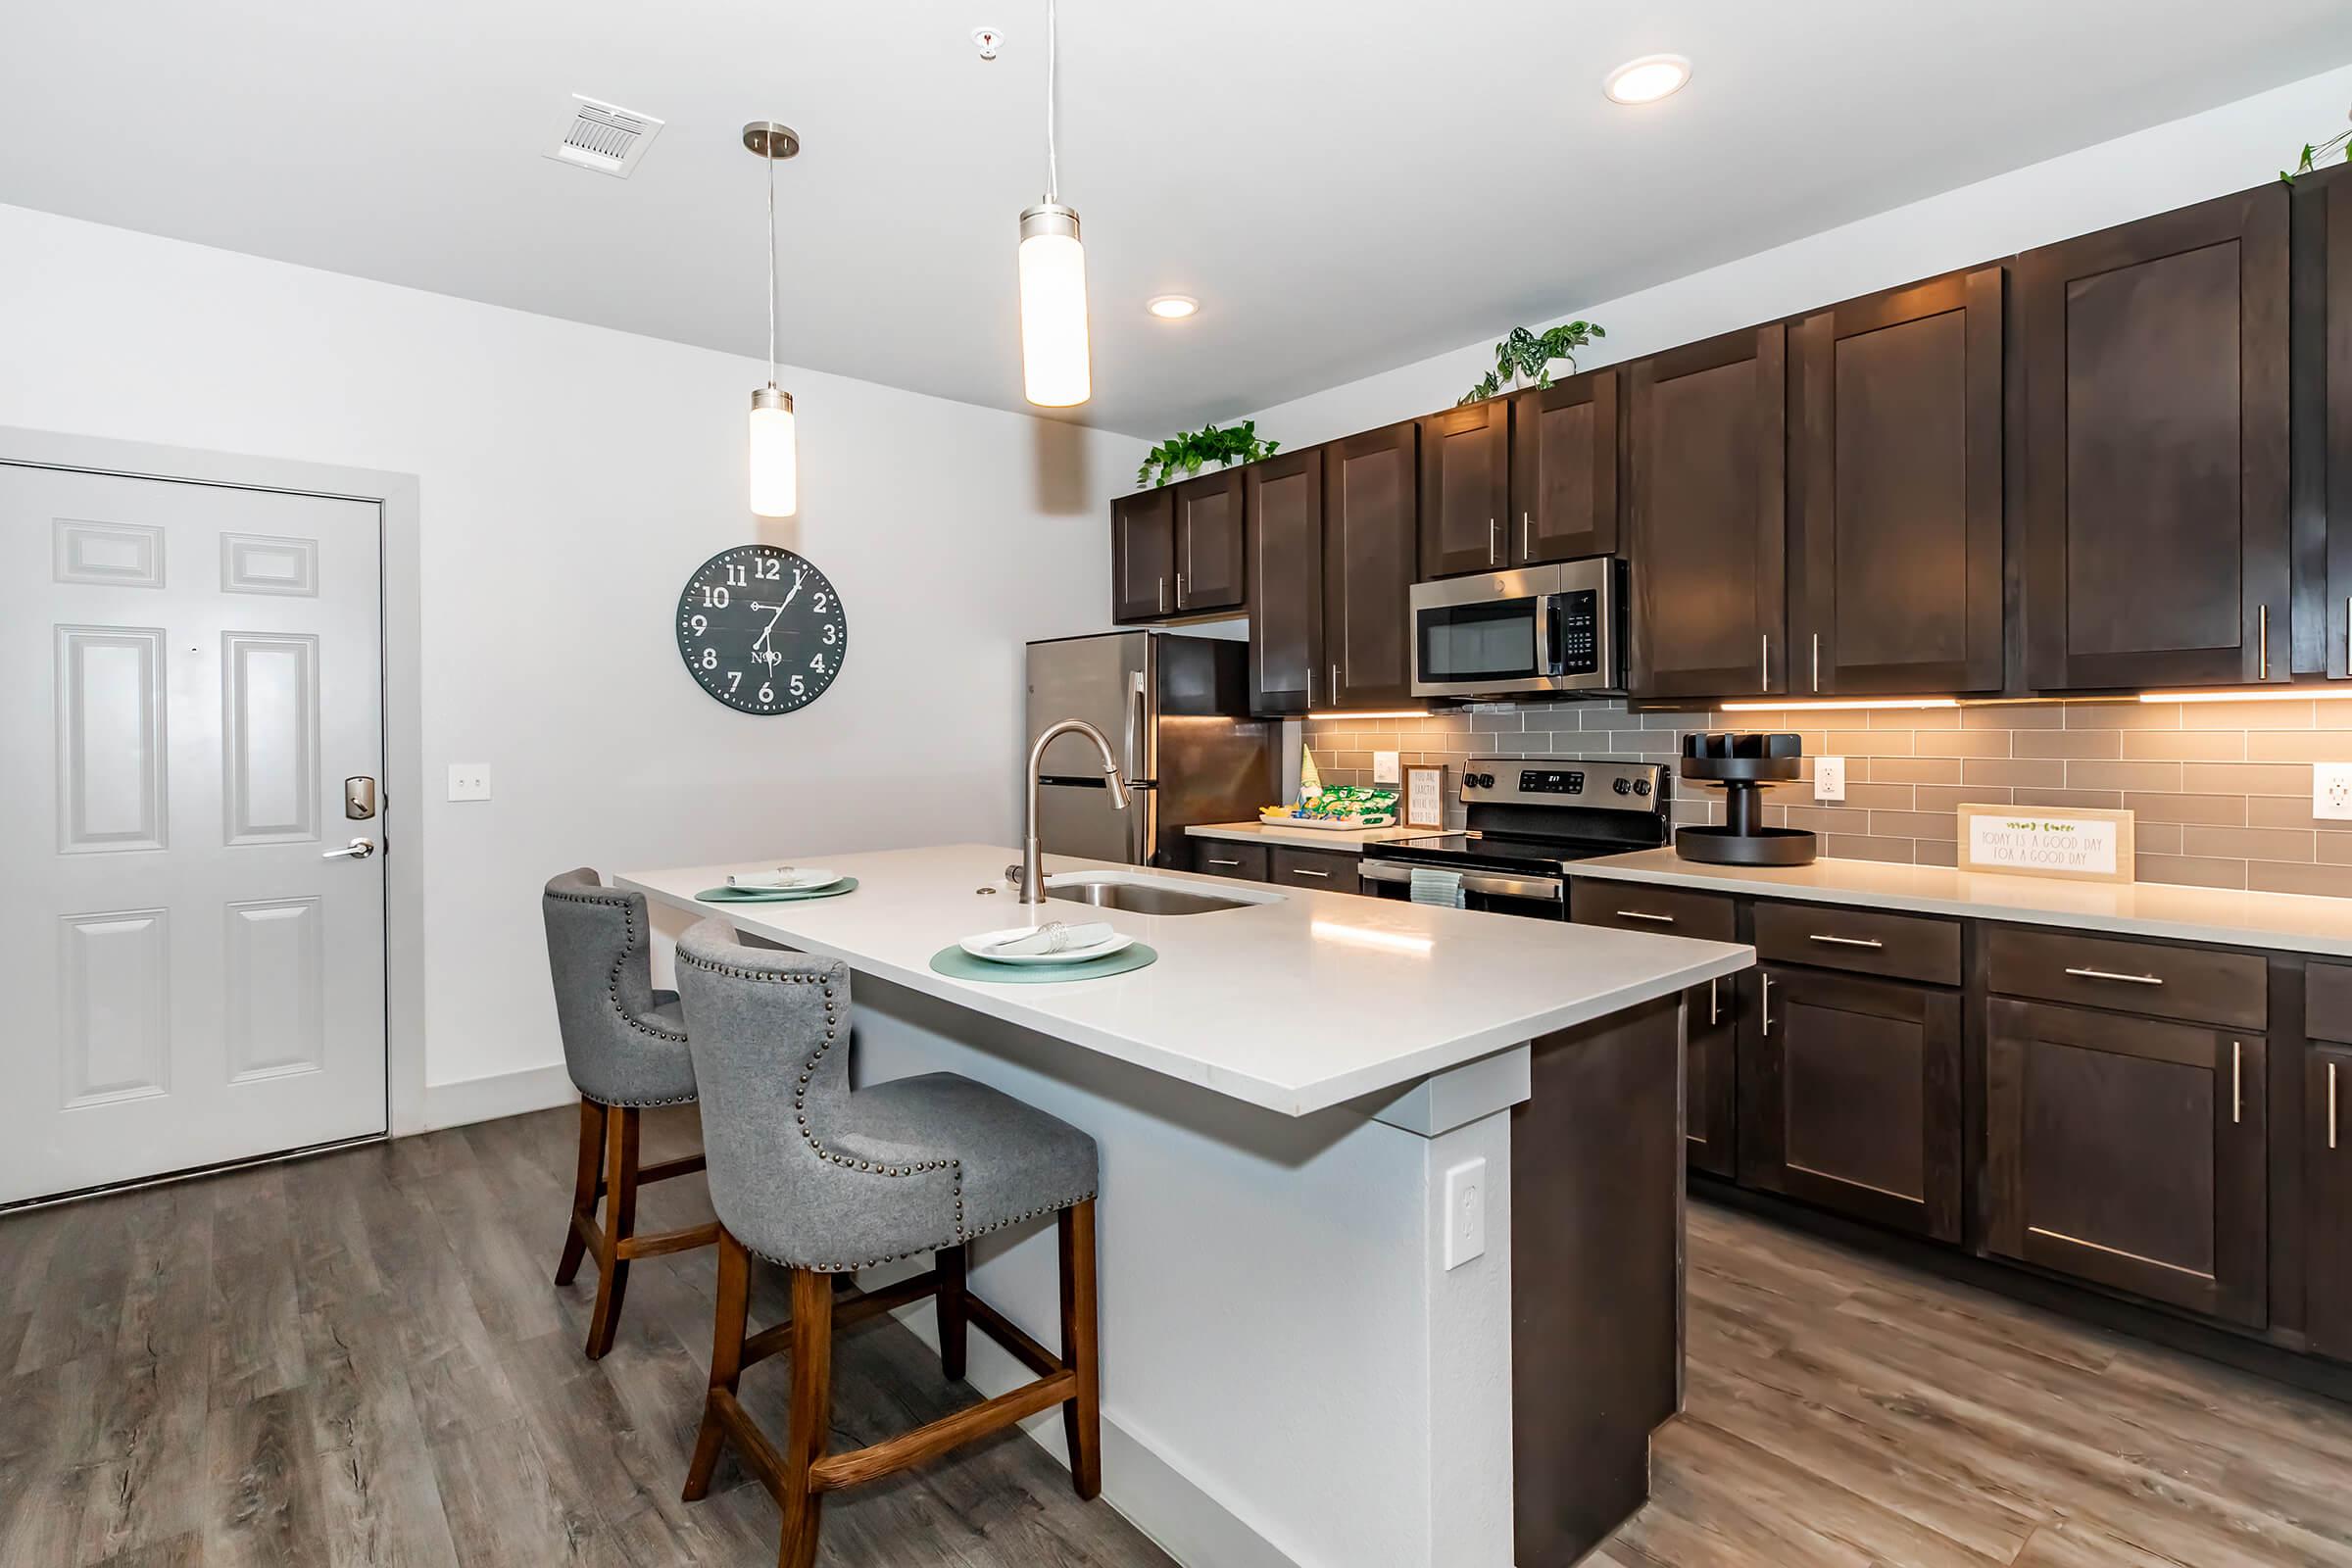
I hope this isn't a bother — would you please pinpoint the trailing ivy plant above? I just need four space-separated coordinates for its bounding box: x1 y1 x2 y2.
1137 419 1282 488
1457 321 1606 406
2281 122 2352 184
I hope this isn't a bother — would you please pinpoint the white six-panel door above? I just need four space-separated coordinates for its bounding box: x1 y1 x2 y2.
0 466 386 1205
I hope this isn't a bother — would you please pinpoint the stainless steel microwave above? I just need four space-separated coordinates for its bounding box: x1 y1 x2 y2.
1408 558 1625 699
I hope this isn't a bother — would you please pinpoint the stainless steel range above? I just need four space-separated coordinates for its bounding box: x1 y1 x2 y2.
1359 756 1671 918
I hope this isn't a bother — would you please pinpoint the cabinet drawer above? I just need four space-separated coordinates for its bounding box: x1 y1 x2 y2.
1269 846 1361 894
1985 926 2267 1031
1569 882 1736 943
2310 962 2352 1046
1752 901 1960 987
1190 840 1268 882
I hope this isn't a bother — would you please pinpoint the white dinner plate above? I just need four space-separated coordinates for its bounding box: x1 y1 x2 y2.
729 867 843 892
958 925 1136 966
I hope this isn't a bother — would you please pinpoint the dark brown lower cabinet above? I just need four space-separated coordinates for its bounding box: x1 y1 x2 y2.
2307 1046 2352 1357
1267 845 1361 894
1739 965 1962 1242
1186 839 1267 882
1985 999 2268 1327
1686 973 1738 1179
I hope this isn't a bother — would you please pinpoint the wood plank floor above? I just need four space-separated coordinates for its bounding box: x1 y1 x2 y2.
3 1105 2349 1567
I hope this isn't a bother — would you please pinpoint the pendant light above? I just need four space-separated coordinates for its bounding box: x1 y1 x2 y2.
744 120 801 517
1018 0 1091 407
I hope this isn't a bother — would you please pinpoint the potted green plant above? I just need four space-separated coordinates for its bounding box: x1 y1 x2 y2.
2281 118 2352 183
1136 419 1283 488
1456 320 1606 405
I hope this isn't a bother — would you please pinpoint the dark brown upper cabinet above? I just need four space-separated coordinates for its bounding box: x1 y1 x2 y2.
1508 369 1621 565
2304 167 2352 679
1985 997 2268 1327
1790 269 2005 696
1172 468 1247 614
2019 185 2290 691
1417 402 1510 579
1627 324 1788 700
1111 487 1176 622
1245 448 1324 714
1739 964 1963 1243
1323 421 1420 708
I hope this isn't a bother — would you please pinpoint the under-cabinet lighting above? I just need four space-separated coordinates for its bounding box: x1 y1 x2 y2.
1603 54 1691 106
1305 710 1428 721
2143 687 2352 703
1719 698 1960 712
1310 920 1435 957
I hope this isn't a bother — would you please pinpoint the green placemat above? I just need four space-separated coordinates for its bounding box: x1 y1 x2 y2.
929 942 1158 983
695 877 859 904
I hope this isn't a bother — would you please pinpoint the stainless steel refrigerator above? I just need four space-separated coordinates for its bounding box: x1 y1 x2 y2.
1025 632 1280 868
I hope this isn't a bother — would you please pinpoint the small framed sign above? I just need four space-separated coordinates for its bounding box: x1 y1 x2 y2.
1956 804 2136 884
1402 764 1447 830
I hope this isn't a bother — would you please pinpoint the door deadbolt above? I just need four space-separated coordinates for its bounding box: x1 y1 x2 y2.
345 776 378 820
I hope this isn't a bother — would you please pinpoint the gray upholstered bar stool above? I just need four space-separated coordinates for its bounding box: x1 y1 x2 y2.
671 917 1102 1568
541 868 720 1359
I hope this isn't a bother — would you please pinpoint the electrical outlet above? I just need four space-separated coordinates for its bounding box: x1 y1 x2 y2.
2318 763 2352 822
1814 755 1846 804
447 763 493 803
1373 751 1400 785
1443 1157 1487 1271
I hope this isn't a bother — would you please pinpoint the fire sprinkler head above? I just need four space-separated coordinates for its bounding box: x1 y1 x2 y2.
973 26 1004 60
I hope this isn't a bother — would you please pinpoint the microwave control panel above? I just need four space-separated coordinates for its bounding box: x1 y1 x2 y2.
1555 589 1599 675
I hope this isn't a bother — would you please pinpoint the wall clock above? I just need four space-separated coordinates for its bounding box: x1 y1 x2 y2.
675 545 848 714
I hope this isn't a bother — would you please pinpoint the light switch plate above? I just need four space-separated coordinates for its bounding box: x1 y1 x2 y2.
2317 762 2352 822
1443 1157 1487 1271
447 763 493 803
1814 756 1846 803
1373 751 1400 785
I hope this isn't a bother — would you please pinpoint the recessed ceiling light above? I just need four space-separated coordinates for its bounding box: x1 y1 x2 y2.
1147 295 1200 320
1603 54 1691 105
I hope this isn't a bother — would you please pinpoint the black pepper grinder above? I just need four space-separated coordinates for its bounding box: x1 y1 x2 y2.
1674 732 1819 866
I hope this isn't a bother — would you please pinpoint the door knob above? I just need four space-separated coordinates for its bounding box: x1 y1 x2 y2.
322 838 376 860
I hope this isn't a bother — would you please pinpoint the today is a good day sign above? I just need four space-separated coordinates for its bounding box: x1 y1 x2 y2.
1957 804 2136 884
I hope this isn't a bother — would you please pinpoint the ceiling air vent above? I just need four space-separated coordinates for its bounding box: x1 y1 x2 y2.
545 95 663 178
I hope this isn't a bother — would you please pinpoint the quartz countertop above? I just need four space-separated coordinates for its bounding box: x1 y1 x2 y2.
617 845 1749 1118
1185 820 1427 852
1569 848 2352 958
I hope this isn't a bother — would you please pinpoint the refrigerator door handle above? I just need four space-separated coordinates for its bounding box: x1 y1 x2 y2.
1123 670 1145 784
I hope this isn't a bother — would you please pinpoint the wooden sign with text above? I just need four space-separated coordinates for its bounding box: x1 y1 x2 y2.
1956 804 2135 884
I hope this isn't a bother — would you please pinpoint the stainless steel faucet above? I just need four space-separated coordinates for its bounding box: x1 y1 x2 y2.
1020 718 1129 904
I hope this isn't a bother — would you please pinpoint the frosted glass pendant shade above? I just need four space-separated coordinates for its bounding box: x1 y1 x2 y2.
748 386 797 517
1018 204 1091 408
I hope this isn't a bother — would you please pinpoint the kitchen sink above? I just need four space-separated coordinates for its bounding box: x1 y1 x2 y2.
1043 872 1281 916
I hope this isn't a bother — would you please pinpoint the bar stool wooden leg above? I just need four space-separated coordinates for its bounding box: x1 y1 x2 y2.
555 1098 606 1287
684 1229 751 1501
781 1268 836 1568
1058 1200 1102 1500
936 1244 969 1382
585 1102 640 1359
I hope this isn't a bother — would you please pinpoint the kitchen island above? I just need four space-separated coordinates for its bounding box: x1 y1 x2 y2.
619 845 1750 1568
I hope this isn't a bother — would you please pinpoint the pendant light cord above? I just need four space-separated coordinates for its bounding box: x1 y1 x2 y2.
1044 0 1060 204
765 142 778 388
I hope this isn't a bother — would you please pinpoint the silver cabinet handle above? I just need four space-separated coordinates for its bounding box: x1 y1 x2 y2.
1708 977 1719 1026
1489 516 1499 565
2064 966 2164 986
1175 570 1187 610
1330 662 1341 702
1811 632 1821 694
2331 1061 2339 1152
1307 666 1315 707
1157 576 1167 614
1291 867 1332 879
1521 510 1532 562
2232 1041 2243 1125
1205 858 1242 867
1761 973 1774 1035
1616 909 1676 924
1761 632 1771 692
322 837 375 859
2259 604 2271 681
1810 934 1885 949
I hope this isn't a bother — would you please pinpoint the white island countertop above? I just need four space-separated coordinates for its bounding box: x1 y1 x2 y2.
1570 847 2352 958
618 844 1749 1118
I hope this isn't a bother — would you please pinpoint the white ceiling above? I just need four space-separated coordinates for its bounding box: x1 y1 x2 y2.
7 2 2351 437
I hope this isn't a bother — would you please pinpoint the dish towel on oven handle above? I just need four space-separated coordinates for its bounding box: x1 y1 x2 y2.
1408 866 1465 909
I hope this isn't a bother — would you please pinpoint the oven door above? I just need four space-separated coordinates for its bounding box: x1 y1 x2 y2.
1410 570 1556 698
1358 860 1567 918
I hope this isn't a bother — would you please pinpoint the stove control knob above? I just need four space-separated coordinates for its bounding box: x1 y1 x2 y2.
1634 778 1652 797
1612 776 1632 796
1469 772 1491 789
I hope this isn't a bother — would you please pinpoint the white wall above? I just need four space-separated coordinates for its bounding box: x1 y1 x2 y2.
0 202 1142 1102
1247 62 2352 443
